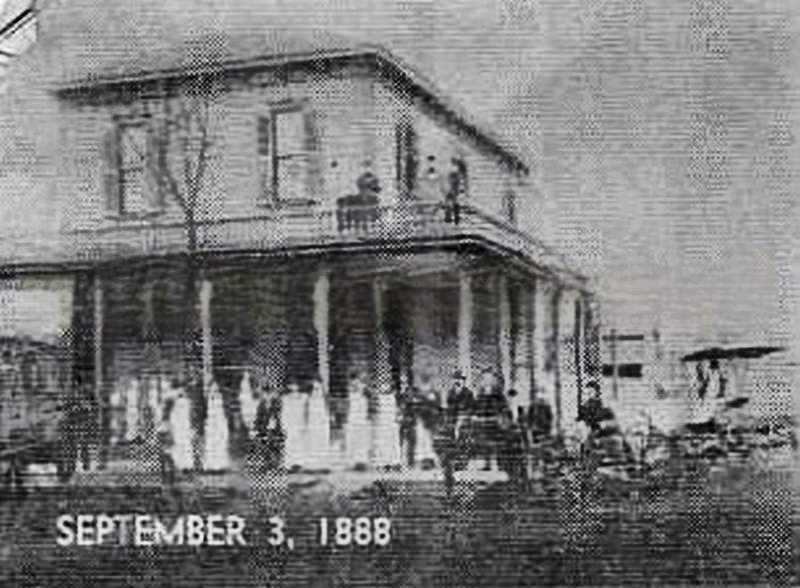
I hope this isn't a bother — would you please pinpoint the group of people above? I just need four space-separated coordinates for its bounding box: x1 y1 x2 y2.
335 156 470 233
63 362 561 480
108 373 232 479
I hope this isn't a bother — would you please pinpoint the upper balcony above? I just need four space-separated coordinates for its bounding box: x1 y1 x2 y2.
63 202 585 287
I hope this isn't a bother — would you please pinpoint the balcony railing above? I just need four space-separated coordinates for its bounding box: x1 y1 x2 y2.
63 202 582 283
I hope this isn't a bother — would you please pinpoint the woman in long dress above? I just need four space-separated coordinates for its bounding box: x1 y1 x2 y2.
345 372 371 467
239 370 258 438
282 382 308 470
203 380 231 471
304 378 331 471
125 376 141 443
413 382 439 467
169 388 194 471
372 390 402 468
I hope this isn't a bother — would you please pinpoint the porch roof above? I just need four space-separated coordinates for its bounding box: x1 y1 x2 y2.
0 203 590 292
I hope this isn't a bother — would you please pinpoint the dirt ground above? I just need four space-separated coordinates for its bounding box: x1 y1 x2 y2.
0 448 795 587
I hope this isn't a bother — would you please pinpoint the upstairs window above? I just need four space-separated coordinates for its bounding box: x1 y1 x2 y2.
257 104 320 207
118 122 148 215
102 117 165 218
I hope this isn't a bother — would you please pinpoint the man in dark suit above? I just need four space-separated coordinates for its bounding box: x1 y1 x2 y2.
254 382 283 470
438 370 474 489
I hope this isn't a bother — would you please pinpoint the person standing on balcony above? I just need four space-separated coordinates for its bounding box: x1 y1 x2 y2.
354 170 382 231
444 157 468 225
419 155 445 204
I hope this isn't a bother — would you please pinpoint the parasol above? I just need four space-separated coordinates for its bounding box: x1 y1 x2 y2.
681 346 784 362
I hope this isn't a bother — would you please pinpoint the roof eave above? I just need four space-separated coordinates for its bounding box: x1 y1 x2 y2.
55 45 530 175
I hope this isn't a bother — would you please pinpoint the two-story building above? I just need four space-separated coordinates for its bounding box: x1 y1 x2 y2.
0 28 597 469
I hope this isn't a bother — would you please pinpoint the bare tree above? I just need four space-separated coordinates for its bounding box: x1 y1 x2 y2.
138 85 215 468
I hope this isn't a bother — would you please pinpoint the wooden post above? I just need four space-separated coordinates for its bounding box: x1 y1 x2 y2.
574 296 584 410
373 278 391 394
552 287 562 433
458 270 473 388
610 328 619 401
313 270 331 393
93 273 104 471
527 277 537 402
200 277 213 394
498 274 512 392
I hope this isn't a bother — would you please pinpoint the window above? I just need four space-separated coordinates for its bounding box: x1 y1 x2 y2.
395 120 418 200
118 122 148 215
102 118 164 218
257 105 317 206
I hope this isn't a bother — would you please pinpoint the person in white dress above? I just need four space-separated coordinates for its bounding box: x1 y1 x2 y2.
169 385 194 471
345 371 372 468
239 370 258 439
147 376 163 441
412 378 439 468
282 381 308 471
203 379 231 471
372 387 402 469
109 382 125 446
125 376 141 443
304 377 331 471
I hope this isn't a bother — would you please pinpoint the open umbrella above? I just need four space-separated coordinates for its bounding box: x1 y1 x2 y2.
681 345 784 362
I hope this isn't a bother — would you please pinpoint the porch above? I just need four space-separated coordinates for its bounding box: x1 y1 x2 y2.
76 245 591 473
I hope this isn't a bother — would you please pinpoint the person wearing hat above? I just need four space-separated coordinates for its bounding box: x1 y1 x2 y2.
353 170 382 231
472 369 512 471
437 370 474 484
254 381 284 470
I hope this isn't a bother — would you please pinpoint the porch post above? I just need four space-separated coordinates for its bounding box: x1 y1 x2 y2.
458 270 473 388
313 270 331 393
200 277 213 393
498 274 512 392
574 296 584 410
372 278 391 394
552 287 562 433
93 273 104 470
527 277 537 402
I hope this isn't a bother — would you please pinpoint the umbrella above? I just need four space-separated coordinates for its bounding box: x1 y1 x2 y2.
681 346 784 362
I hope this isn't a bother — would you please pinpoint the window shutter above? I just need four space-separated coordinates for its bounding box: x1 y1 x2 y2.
256 115 273 205
303 108 322 201
101 125 122 215
257 116 271 156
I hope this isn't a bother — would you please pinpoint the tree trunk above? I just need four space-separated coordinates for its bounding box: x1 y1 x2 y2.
183 217 205 469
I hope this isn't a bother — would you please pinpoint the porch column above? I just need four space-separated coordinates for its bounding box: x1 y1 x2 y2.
526 277 537 402
200 277 213 393
313 270 331 393
574 296 584 410
458 270 473 388
552 287 562 433
498 274 512 392
372 278 391 394
93 273 104 470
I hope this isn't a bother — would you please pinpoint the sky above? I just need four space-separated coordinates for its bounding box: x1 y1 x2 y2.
0 0 797 354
